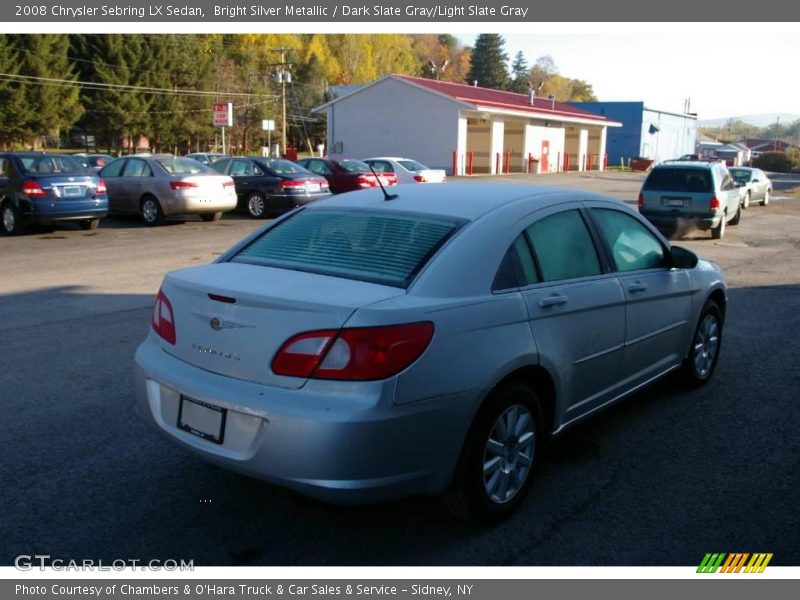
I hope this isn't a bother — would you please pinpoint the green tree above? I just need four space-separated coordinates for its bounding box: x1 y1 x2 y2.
466 34 509 89
0 35 33 147
508 51 529 93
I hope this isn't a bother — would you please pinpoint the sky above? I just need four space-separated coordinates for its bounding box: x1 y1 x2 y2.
459 31 800 120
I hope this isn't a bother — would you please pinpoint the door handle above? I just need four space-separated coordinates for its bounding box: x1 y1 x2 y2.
538 294 568 307
628 282 648 293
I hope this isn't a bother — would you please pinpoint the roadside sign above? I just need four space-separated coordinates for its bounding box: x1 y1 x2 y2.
213 102 233 127
262 119 275 131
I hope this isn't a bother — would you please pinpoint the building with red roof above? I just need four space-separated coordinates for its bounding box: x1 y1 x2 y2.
313 74 620 175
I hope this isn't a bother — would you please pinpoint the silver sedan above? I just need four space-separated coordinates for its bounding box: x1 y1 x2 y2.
100 155 237 225
134 183 727 521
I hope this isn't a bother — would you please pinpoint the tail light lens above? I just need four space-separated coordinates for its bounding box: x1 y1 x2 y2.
710 196 721 210
272 322 435 381
414 175 427 183
151 289 176 345
318 179 329 189
279 179 306 190
22 180 46 197
223 180 235 188
355 175 376 188
170 181 198 190
96 179 107 195
637 192 644 210
387 175 398 186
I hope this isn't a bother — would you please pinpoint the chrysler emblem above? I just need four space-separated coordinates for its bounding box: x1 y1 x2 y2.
209 318 222 331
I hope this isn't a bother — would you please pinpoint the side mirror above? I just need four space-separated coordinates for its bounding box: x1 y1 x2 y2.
670 245 699 269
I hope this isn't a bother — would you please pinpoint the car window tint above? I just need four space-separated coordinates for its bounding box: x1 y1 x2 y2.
100 159 125 177
156 157 211 175
526 210 601 282
229 160 253 177
513 234 539 285
20 155 87 175
232 209 461 288
259 159 306 175
369 160 394 173
211 159 228 174
644 168 712 193
123 159 151 177
398 160 428 172
591 208 666 272
337 159 370 172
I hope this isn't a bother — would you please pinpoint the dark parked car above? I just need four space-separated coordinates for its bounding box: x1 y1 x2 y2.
211 157 330 218
0 152 108 235
295 156 397 194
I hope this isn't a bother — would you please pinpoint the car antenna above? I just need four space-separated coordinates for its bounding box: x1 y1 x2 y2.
368 164 398 201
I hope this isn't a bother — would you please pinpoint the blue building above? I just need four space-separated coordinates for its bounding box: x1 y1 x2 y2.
568 101 698 166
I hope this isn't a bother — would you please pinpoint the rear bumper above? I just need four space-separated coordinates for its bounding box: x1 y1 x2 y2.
258 192 331 212
24 198 108 223
164 192 238 215
640 210 721 230
134 336 476 503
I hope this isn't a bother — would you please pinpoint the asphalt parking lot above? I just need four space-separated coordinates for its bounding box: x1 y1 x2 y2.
1 171 799 566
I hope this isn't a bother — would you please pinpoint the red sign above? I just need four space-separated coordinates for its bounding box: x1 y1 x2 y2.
213 102 232 127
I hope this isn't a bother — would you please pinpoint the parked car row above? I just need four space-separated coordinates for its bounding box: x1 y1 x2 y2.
638 160 772 240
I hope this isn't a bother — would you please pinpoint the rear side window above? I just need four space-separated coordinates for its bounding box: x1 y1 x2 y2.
591 208 666 272
232 209 462 287
337 159 370 172
156 157 211 175
100 159 125 177
526 210 602 282
644 168 712 193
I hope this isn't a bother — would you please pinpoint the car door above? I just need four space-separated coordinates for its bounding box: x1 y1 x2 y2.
586 203 694 389
516 204 627 422
752 170 767 200
120 158 151 212
228 159 256 202
98 159 127 212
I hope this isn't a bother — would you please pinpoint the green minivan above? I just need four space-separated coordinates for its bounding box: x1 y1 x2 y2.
638 161 742 239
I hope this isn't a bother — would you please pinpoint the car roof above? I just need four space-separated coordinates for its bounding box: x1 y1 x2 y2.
309 183 621 222
363 157 411 162
655 161 717 169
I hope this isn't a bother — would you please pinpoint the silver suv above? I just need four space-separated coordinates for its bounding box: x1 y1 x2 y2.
638 161 742 239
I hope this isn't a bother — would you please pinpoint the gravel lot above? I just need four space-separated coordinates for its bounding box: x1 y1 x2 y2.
1 171 798 566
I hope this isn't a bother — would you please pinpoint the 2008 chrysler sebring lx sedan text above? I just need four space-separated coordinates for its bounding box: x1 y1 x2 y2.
134 183 727 522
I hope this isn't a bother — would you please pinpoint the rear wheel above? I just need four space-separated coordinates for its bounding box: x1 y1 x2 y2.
246 192 267 219
80 219 100 230
742 191 751 209
683 300 723 387
441 381 543 523
730 204 741 226
711 213 726 239
201 212 222 222
760 189 770 206
2 203 23 235
140 196 164 226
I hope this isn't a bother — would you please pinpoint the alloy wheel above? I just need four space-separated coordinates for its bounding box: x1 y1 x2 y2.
142 199 158 224
248 194 266 218
2 206 15 233
692 314 720 378
483 404 535 504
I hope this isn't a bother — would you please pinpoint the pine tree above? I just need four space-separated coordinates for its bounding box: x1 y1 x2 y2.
508 51 529 93
0 35 33 147
466 34 509 90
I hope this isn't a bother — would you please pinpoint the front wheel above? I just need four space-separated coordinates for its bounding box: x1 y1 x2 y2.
246 192 268 219
760 190 770 206
201 212 222 222
742 191 750 209
2 203 24 235
730 204 741 226
683 300 723 387
441 381 543 523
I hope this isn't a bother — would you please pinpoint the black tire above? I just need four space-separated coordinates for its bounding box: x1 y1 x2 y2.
742 191 750 209
201 212 222 222
760 189 770 206
140 195 164 226
711 213 726 239
246 192 268 219
730 204 741 226
441 380 543 523
80 219 100 230
682 300 723 387
1 202 24 236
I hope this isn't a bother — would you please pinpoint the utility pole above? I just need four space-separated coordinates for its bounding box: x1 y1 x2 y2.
774 116 781 151
280 48 287 154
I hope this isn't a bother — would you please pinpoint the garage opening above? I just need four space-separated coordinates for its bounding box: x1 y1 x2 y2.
466 118 492 174
502 121 525 173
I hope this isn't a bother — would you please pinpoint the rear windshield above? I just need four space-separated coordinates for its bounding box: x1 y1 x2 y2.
258 158 308 175
729 168 751 182
231 209 462 287
398 160 428 172
20 155 87 175
336 159 370 172
644 167 712 193
156 157 212 175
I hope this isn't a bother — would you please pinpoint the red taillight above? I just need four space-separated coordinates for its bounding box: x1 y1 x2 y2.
223 180 235 188
272 322 435 381
637 192 644 210
414 175 427 183
355 175 375 188
170 181 198 190
279 179 306 190
710 196 721 210
317 179 329 189
386 174 398 186
151 289 176 345
22 180 46 197
96 179 107 195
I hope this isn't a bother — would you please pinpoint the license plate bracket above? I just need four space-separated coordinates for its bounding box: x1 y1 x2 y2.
665 197 685 207
62 186 82 197
178 396 226 444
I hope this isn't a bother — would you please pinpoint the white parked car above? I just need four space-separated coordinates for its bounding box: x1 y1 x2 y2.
363 157 447 184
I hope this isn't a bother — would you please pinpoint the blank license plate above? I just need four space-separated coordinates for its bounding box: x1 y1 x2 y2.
178 396 226 444
666 198 685 207
305 183 321 193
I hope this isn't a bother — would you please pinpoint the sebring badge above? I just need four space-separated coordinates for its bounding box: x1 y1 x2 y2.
210 317 222 331
191 312 254 331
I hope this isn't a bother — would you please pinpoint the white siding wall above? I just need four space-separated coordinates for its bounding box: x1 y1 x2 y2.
322 78 460 173
640 109 698 163
523 125 566 173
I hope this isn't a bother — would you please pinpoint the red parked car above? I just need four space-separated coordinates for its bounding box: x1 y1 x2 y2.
295 157 397 194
